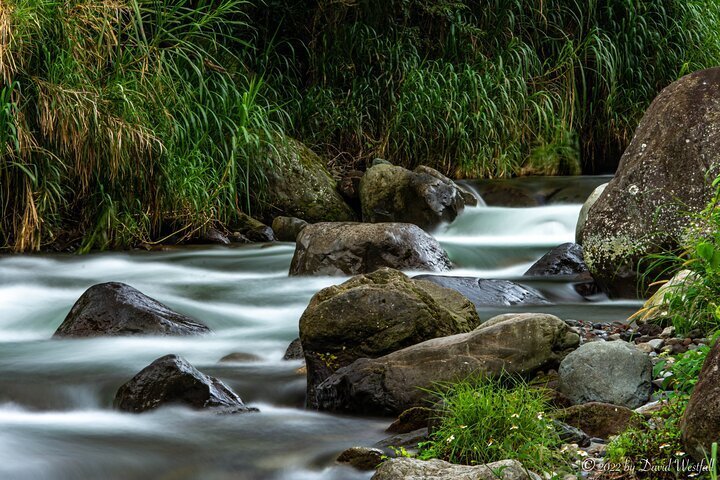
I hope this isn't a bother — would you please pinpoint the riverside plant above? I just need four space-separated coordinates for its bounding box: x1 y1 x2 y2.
418 376 569 477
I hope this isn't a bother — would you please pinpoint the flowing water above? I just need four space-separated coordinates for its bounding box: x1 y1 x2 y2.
0 176 640 480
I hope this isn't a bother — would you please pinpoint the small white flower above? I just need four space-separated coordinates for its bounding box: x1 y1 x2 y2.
510 413 520 418
459 425 467 429
510 425 519 430
446 435 455 443
675 451 685 456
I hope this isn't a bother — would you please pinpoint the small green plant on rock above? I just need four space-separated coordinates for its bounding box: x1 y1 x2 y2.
418 376 568 476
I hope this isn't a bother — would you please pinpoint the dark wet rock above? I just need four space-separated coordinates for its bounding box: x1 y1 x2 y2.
682 339 720 460
235 212 275 242
359 164 467 231
470 181 541 207
315 313 578 415
217 352 262 363
228 231 251 243
524 243 588 277
386 407 433 434
372 458 534 480
300 268 479 408
114 354 257 413
413 275 550 308
338 170 364 210
374 428 429 450
53 282 210 338
290 222 451 276
553 420 591 447
336 447 385 471
559 341 652 409
581 68 720 298
266 139 355 223
271 216 308 242
555 402 634 439
199 228 230 245
282 338 304 360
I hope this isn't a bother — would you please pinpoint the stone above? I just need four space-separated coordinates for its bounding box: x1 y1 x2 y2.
282 338 304 360
271 216 308 242
315 313 579 415
524 243 589 277
235 212 275 242
114 354 257 414
290 222 451 276
575 183 608 244
386 407 433 434
371 458 535 480
374 428 429 451
199 227 230 245
682 340 720 460
336 447 385 471
300 268 479 407
553 420 591 447
53 282 210 337
360 164 467 231
580 68 720 298
554 402 634 439
413 275 549 308
635 343 654 354
265 139 355 222
217 352 262 363
559 341 653 409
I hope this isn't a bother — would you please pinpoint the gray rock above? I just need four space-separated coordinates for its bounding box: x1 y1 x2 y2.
374 428 429 450
559 341 652 408
300 268 479 407
371 458 535 480
114 354 257 414
413 275 549 308
575 183 607 244
580 68 720 297
282 338 304 360
271 216 308 242
217 352 261 363
553 420 591 447
53 282 210 337
360 164 467 231
315 313 578 415
524 243 589 277
290 222 452 276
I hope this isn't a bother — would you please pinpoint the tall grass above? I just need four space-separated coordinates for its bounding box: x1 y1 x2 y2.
0 0 283 252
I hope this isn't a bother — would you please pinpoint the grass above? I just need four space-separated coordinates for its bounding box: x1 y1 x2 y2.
417 376 568 476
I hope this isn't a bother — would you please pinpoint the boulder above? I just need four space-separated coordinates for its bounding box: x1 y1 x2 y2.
682 340 720 460
271 216 308 242
114 354 257 413
554 402 634 439
375 428 429 451
217 352 261 363
300 268 479 407
559 341 652 409
575 183 607 244
266 139 355 222
336 447 385 471
282 338 304 360
290 223 451 276
386 407 433 434
371 458 535 480
524 243 588 277
315 313 579 415
414 275 549 308
359 164 466 231
53 282 210 337
235 212 275 242
580 68 720 298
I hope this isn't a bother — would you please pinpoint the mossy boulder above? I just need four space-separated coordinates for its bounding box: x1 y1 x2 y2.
359 164 467 231
266 139 355 223
300 268 480 408
580 68 720 298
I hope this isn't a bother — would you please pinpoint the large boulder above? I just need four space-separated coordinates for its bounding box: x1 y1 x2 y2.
266 139 355 223
414 275 549 307
289 222 452 276
372 458 535 480
682 340 720 460
559 341 652 409
114 354 257 414
53 282 210 337
359 164 467 231
300 268 480 407
580 68 720 298
315 313 579 415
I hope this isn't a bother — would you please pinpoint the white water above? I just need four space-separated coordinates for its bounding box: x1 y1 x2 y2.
0 177 639 480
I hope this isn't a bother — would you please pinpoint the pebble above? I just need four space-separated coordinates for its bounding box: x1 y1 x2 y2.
647 338 664 350
661 326 676 338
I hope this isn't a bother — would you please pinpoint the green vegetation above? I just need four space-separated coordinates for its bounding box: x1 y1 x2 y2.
418 377 567 476
3 0 720 251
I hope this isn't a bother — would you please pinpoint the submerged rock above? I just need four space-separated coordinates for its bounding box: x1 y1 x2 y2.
53 282 210 337
414 275 550 308
290 222 451 276
114 354 257 414
359 164 467 231
559 341 652 409
315 313 578 415
372 458 534 480
580 68 720 298
300 268 479 407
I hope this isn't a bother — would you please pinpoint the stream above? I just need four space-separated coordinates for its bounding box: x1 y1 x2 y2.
0 176 641 480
